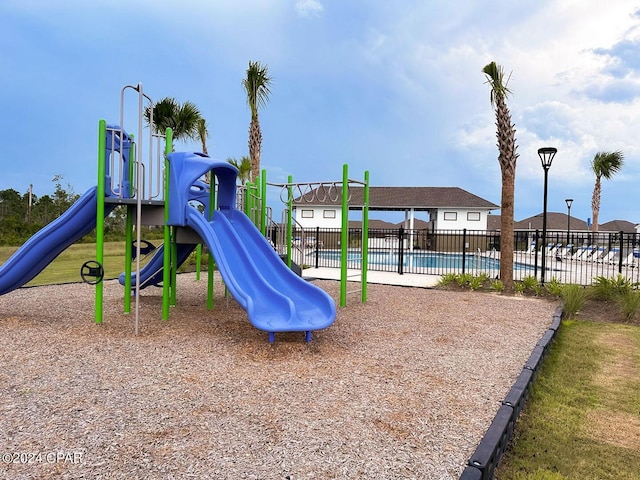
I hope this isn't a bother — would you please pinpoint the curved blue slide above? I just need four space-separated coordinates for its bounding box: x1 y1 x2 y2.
186 207 336 334
0 187 115 295
118 243 196 289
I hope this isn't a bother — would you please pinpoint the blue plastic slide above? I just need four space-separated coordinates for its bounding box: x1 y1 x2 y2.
118 243 196 289
186 206 336 334
0 187 115 295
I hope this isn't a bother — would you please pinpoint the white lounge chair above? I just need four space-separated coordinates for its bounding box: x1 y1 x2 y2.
589 246 606 262
599 248 619 264
571 246 589 260
524 242 536 255
557 244 573 258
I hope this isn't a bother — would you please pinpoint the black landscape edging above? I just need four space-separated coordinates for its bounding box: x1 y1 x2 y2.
460 305 563 480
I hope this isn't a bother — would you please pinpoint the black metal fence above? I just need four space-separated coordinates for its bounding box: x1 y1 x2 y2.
293 227 640 285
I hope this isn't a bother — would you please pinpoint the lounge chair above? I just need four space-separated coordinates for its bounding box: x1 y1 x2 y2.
622 252 637 267
589 246 606 262
524 242 536 255
599 248 619 264
571 246 589 261
557 244 573 258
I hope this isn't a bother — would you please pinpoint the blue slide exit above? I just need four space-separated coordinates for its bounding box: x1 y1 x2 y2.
186 207 336 334
0 187 115 295
118 243 196 289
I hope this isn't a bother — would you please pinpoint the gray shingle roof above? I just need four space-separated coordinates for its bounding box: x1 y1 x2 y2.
293 186 498 211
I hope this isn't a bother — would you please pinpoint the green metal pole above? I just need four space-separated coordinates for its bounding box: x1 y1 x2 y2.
340 164 348 307
287 175 293 268
124 205 133 313
95 120 107 324
123 135 135 314
261 169 267 236
362 170 370 303
162 127 173 320
195 243 202 281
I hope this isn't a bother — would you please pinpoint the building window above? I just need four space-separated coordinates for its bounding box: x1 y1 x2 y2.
323 209 336 219
301 209 314 218
443 212 457 221
467 212 481 221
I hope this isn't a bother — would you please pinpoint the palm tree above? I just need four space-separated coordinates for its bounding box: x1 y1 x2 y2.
196 118 210 156
227 156 252 185
591 151 624 233
144 97 203 149
483 61 519 291
242 61 272 182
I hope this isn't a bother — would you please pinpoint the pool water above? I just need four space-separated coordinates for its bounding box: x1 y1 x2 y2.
313 250 535 271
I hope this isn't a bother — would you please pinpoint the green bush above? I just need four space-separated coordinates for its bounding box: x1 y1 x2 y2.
437 273 459 287
561 284 591 319
521 275 539 292
617 290 640 322
545 277 563 297
490 279 504 293
591 274 633 301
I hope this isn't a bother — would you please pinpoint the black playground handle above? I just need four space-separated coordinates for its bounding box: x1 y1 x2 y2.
80 260 104 285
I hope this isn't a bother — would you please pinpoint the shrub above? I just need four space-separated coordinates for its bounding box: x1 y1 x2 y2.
468 276 485 291
438 273 459 287
617 290 640 322
591 275 633 301
490 279 504 293
561 284 591 319
545 277 563 298
521 275 539 292
514 282 525 294
456 273 473 288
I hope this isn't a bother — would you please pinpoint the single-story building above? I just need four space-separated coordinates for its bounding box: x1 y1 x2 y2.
293 186 499 231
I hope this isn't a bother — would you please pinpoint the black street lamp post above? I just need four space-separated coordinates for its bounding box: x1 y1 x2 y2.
565 198 573 247
538 147 557 285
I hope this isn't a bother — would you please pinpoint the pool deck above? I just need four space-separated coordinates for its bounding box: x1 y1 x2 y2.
301 267 441 288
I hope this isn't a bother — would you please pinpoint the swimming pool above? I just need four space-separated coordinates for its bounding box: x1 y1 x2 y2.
310 250 536 272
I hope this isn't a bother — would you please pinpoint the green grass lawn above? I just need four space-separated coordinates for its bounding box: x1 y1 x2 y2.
0 242 207 287
496 320 640 479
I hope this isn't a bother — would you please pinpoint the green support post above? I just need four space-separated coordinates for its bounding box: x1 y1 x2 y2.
261 169 267 236
195 244 202 281
361 170 370 303
124 205 133 313
340 164 348 307
95 120 107 324
162 127 173 320
123 134 136 314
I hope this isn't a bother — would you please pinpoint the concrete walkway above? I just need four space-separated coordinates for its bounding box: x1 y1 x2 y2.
301 267 441 288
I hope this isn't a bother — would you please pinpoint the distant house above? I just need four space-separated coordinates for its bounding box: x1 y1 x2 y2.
293 186 498 231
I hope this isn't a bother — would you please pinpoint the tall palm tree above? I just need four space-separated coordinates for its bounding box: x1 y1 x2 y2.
195 118 212 183
483 61 519 291
196 118 210 156
227 156 252 185
591 151 624 233
242 61 272 182
144 97 203 149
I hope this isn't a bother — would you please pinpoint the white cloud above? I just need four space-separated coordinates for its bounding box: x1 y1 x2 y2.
295 0 323 18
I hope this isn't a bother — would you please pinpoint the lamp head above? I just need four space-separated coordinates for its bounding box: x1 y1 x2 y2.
538 147 557 170
565 198 573 209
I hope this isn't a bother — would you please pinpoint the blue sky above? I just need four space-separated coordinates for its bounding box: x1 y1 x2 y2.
1 0 640 225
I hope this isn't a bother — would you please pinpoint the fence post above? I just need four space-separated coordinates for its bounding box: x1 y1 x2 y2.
398 227 405 275
462 228 467 275
534 229 540 277
618 230 624 273
315 226 320 268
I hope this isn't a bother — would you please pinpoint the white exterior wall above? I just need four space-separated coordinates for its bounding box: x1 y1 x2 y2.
293 206 342 229
432 208 489 231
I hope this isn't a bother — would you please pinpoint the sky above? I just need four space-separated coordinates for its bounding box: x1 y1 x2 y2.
1 0 640 226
